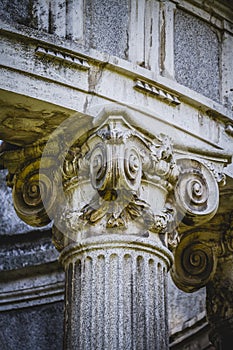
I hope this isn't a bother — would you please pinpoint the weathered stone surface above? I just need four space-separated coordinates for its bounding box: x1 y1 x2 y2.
62 237 171 350
206 232 233 349
0 170 32 234
0 90 76 147
174 9 220 102
168 274 206 334
0 0 32 26
0 229 58 271
85 0 129 58
0 302 64 350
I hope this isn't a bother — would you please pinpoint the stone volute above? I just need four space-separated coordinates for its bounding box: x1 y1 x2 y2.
0 108 228 349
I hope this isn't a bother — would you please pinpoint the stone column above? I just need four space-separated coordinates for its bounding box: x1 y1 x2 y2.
50 114 179 349
206 215 233 349
61 236 172 350
0 110 225 349
170 163 233 350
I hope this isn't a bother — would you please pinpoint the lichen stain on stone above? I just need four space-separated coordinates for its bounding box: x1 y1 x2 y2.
160 8 166 75
0 98 73 145
88 62 108 93
2 117 45 133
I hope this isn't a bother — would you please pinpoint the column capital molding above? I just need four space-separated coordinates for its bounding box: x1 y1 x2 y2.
0 109 227 290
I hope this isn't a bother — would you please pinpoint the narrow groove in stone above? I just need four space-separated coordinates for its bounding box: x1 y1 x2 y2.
148 258 156 349
118 253 124 350
131 253 137 350
109 253 120 350
96 255 105 350
82 256 92 350
90 256 97 350
136 255 146 350
158 262 162 349
163 266 169 349
104 254 109 349
154 261 159 350
73 260 81 349
144 257 150 349
122 253 133 349
64 263 73 350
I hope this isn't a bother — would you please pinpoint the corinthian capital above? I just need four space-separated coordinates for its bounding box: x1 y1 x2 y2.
50 114 180 249
0 109 227 293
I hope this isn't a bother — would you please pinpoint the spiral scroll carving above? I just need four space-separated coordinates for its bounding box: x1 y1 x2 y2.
89 142 142 194
13 158 57 226
90 143 107 191
171 237 217 292
174 159 219 226
124 147 142 190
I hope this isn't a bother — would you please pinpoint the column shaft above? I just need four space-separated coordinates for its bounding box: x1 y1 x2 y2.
61 236 172 350
206 254 233 349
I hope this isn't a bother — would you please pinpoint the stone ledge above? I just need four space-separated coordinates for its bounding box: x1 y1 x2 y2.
0 20 232 124
0 229 58 271
0 262 64 311
169 312 214 349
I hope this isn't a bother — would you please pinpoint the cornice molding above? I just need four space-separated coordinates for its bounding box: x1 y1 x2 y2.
0 20 232 125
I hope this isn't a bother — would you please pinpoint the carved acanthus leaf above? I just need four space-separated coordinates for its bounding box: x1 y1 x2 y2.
204 161 226 187
80 193 154 230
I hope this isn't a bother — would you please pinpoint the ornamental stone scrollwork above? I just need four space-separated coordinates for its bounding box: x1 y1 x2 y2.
0 111 227 295
174 158 220 226
171 211 233 294
0 144 59 227
52 116 180 247
170 229 219 292
170 158 226 293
